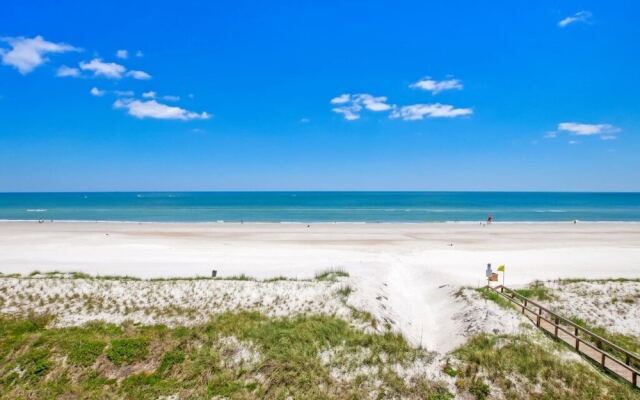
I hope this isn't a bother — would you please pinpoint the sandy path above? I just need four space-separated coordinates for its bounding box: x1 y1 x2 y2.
1 221 639 351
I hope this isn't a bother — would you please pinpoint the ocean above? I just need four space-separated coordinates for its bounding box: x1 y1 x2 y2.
0 192 639 223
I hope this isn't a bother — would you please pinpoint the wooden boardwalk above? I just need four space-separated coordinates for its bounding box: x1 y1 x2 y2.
488 285 640 388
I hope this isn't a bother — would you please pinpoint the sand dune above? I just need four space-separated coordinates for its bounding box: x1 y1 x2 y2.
1 221 639 351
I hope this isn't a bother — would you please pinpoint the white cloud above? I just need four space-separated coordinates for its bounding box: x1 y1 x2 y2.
80 58 126 78
0 35 79 74
116 49 128 59
330 93 393 120
135 50 144 57
330 94 351 104
90 87 105 97
114 98 210 120
162 95 180 102
601 135 617 141
333 106 361 121
359 94 392 111
126 70 151 80
544 131 557 139
390 103 472 120
557 122 620 136
558 11 592 27
56 65 80 77
142 91 156 99
410 77 463 94
114 90 134 97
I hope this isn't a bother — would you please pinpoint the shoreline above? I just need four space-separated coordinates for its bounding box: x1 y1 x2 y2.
3 219 640 225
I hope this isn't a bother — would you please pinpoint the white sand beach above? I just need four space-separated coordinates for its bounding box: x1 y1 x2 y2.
1 221 639 352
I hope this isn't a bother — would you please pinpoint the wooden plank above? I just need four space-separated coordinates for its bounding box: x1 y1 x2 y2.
487 286 640 387
496 286 640 366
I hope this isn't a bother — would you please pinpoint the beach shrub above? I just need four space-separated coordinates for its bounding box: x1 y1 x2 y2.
107 338 149 365
515 281 554 301
0 312 453 399
66 339 106 366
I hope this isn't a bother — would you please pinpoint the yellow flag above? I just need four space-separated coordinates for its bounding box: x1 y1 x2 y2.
497 264 505 272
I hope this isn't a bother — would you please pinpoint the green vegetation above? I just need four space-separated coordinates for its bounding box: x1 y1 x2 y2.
337 284 353 297
0 312 451 399
570 317 640 366
476 287 512 309
66 339 106 366
454 333 640 399
514 281 554 301
107 338 150 365
314 268 349 281
9 269 353 283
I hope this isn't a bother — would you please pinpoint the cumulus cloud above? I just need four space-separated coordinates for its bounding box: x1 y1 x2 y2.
410 77 463 94
116 49 128 59
0 35 79 74
557 122 620 138
114 98 210 120
162 95 180 102
330 94 351 104
56 65 80 77
126 70 151 80
558 11 592 27
78 58 150 80
90 87 105 97
79 58 126 78
330 93 393 120
142 91 156 99
390 103 473 120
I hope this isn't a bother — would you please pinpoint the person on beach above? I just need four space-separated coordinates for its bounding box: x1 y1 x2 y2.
487 214 493 224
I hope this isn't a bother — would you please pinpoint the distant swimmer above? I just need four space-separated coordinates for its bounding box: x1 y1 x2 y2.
487 214 493 224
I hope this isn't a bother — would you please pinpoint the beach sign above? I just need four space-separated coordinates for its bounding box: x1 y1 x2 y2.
497 264 505 285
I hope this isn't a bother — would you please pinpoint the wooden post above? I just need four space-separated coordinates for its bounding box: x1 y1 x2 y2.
575 327 580 350
554 316 559 336
633 371 637 387
601 353 606 366
625 354 630 366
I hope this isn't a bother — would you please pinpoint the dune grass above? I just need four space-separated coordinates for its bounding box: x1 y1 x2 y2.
570 317 640 366
314 268 349 282
453 333 640 399
476 287 512 309
0 312 451 399
8 269 353 283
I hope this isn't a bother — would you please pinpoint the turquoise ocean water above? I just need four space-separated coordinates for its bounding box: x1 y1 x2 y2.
0 192 639 223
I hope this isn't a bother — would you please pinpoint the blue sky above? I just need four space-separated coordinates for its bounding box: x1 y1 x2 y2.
1 1 638 191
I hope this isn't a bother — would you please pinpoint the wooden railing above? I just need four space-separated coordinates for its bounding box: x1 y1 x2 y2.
487 285 640 388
